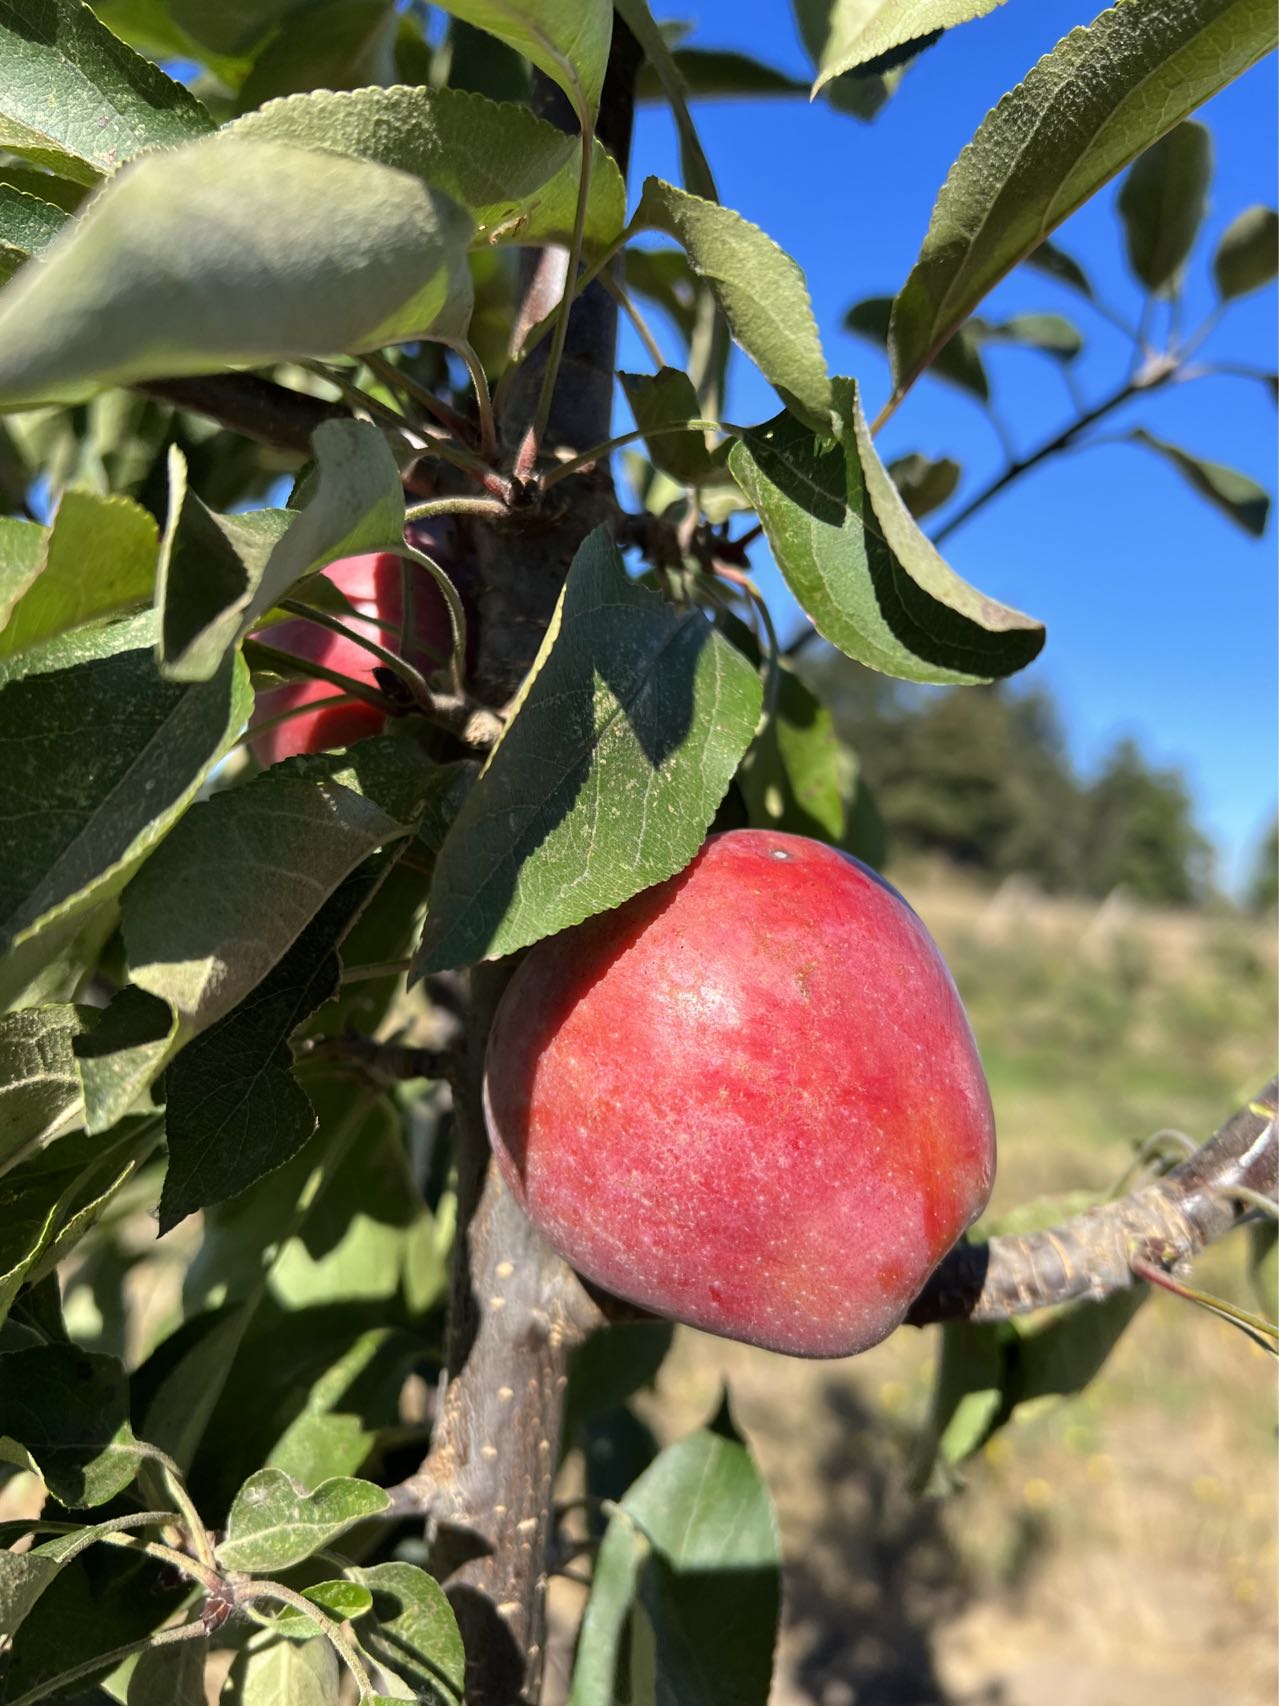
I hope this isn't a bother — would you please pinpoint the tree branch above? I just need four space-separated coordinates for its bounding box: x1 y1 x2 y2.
906 1080 1277 1326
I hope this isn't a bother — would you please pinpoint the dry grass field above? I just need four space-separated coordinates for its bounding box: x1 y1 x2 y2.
549 875 1279 1706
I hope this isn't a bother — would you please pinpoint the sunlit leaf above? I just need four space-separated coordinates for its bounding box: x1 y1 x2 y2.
0 0 212 184
728 378 1044 683
353 1562 465 1704
429 0 613 121
889 0 1276 399
635 177 831 431
217 1468 390 1572
0 137 474 409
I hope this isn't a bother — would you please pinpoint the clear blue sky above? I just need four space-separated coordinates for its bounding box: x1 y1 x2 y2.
622 1 1278 892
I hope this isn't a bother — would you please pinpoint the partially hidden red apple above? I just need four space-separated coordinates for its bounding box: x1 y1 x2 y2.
483 830 995 1358
249 544 454 766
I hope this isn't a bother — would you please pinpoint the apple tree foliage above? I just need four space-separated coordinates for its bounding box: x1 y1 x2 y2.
0 2 1275 1703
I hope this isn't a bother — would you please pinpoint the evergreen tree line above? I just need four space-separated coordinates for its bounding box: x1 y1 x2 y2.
804 653 1273 909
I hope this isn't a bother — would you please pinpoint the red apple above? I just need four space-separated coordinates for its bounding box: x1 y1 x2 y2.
483 830 995 1358
249 545 454 766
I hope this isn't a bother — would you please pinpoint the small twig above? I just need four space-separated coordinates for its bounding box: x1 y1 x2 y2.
599 270 667 370
279 599 437 708
233 693 361 751
399 541 471 696
301 1032 451 1081
1130 1248 1278 1354
241 1583 375 1698
246 638 401 717
362 349 474 443
405 496 510 524
451 340 499 461
130 1444 218 1572
540 418 730 490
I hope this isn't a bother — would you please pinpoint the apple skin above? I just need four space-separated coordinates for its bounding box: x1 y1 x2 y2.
483 830 995 1358
249 545 453 766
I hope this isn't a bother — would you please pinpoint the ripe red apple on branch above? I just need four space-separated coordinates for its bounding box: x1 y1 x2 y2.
484 831 996 1358
249 540 453 765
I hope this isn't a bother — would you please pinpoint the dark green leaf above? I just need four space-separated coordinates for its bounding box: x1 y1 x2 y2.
567 1322 675 1434
1118 120 1213 294
982 312 1084 360
638 48 807 101
127 1634 209 1706
353 1561 465 1705
416 528 762 970
845 294 988 399
135 1303 252 1476
635 177 831 431
122 771 403 1042
157 857 392 1231
739 663 866 845
229 85 626 256
0 137 474 409
429 0 613 121
0 620 250 1008
889 0 1276 399
235 0 398 112
569 1411 779 1706
1022 235 1094 297
1129 428 1270 535
909 1318 1010 1492
887 451 962 518
0 1006 90 1169
158 449 291 682
0 488 158 662
0 1345 140 1507
0 0 212 184
216 1467 390 1571
619 368 717 483
1213 204 1279 299
1248 1221 1276 1314
728 378 1044 683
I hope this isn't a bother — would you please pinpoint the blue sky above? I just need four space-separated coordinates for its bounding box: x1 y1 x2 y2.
622 1 1278 890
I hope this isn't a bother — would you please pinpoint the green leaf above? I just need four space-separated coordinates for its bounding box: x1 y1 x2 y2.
800 0 1004 87
0 184 66 282
639 47 809 101
241 420 409 644
1118 120 1213 294
1213 204 1279 300
909 1318 1009 1492
981 311 1084 360
888 0 1277 399
157 857 393 1231
0 515 44 630
229 84 626 256
1 1515 156 1639
635 177 831 431
0 0 212 185
619 368 717 483
224 1633 340 1706
416 527 762 970
1248 1220 1277 1315
845 294 988 399
270 1580 374 1639
158 450 291 682
0 1006 90 1169
0 135 474 409
0 1122 146 1326
0 488 158 662
73 987 175 1134
570 1411 779 1706
235 0 399 112
216 1468 391 1571
0 621 250 1009
121 771 403 1042
1022 235 1094 297
127 1633 209 1706
887 451 961 519
0 165 87 215
353 1561 465 1706
430 0 612 121
728 378 1045 683
739 663 864 845
791 0 902 121
0 1345 140 1508
136 1303 252 1476
1128 428 1270 535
